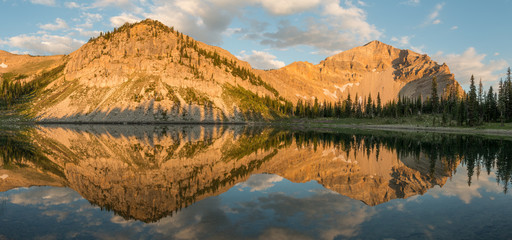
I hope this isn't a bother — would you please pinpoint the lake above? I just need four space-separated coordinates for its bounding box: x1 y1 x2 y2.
0 125 511 239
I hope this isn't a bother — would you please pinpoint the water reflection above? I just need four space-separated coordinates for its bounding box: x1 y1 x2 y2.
1 125 512 239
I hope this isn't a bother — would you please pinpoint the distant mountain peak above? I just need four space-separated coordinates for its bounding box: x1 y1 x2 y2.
363 40 386 46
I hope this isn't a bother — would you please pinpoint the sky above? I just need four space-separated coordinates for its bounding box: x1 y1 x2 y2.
0 0 510 89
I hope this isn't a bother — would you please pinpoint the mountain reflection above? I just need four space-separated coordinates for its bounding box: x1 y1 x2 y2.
1 125 511 223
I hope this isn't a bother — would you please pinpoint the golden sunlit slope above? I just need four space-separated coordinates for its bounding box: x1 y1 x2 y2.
32 19 284 122
1 20 463 122
259 40 462 104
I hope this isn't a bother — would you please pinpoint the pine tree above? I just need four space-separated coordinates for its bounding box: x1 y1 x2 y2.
431 77 439 113
345 93 352 117
313 98 319 118
468 75 478 126
376 92 382 117
478 79 484 122
457 98 466 126
366 94 373 118
507 67 512 121
486 86 497 122
498 79 506 125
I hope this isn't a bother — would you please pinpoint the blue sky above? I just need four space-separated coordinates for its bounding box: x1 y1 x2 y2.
0 0 510 89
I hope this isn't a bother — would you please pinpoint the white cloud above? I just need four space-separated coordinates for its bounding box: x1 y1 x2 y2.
391 36 411 46
3 34 84 55
429 3 444 20
256 0 321 15
77 12 103 29
410 44 425 54
494 52 500 56
402 0 420 5
74 28 101 37
144 0 379 51
311 49 343 56
425 3 444 25
390 36 424 53
222 28 242 36
451 25 458 30
322 0 381 42
30 0 56 6
238 50 286 69
40 18 69 31
146 0 240 44
434 47 508 87
110 13 141 27
64 2 80 8
259 0 381 51
91 0 144 13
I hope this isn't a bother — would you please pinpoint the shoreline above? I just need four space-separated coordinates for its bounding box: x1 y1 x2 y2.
1 118 511 138
285 122 512 138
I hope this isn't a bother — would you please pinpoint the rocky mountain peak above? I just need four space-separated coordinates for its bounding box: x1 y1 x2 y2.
1 19 464 123
260 40 462 105
35 19 284 122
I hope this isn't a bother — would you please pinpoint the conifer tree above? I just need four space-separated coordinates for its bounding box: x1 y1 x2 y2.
478 79 484 122
431 77 439 113
457 97 466 126
376 92 382 117
498 79 506 125
486 86 497 122
507 67 512 120
366 94 373 118
468 75 478 126
345 93 352 117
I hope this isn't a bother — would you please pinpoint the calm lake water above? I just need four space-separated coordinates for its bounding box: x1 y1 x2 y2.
1 125 511 240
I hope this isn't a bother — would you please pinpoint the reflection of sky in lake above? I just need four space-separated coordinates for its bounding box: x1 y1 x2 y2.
1 164 512 240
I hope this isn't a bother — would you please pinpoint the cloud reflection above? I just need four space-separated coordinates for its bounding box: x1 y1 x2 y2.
143 174 375 240
237 174 284 192
428 166 502 204
9 187 82 207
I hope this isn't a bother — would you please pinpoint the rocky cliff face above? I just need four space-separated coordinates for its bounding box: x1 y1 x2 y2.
1 20 463 122
4 126 455 222
259 40 462 104
32 20 282 122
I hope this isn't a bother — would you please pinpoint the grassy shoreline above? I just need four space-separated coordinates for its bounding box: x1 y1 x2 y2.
271 116 512 139
2 114 512 138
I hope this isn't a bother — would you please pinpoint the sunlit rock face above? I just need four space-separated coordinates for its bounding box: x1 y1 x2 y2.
32 20 281 123
259 40 463 105
1 20 462 123
0 126 454 222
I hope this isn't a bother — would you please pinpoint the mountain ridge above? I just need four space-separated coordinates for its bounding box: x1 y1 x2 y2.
0 19 463 122
258 39 461 105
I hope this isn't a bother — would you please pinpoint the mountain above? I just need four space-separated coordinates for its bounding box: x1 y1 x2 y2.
0 50 65 87
30 19 284 122
259 40 462 104
0 19 463 122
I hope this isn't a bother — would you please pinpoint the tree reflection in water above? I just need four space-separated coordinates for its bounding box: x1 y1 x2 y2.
0 125 511 223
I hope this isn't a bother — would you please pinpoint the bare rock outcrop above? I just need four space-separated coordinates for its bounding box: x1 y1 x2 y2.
32 20 282 123
1 20 464 122
259 40 463 104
